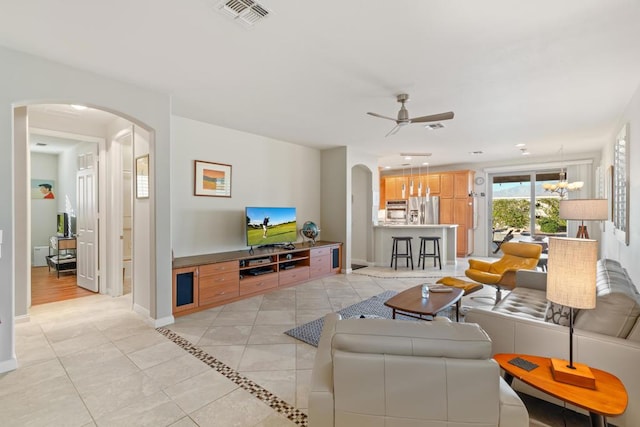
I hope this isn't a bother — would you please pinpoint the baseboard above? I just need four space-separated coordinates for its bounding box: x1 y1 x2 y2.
150 315 174 328
133 303 174 328
15 314 30 323
0 356 18 373
133 303 150 319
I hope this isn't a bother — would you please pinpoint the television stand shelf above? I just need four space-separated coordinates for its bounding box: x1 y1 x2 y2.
172 241 342 316
47 236 77 278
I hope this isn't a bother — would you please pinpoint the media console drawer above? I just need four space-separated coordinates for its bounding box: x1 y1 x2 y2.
199 280 239 305
279 266 310 286
241 274 278 295
200 260 238 275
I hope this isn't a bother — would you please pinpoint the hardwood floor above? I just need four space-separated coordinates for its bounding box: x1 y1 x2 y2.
31 266 95 306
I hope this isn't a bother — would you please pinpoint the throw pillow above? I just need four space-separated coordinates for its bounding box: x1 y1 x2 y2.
544 302 576 326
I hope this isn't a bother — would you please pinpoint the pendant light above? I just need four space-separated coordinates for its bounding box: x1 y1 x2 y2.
425 162 431 201
409 165 414 196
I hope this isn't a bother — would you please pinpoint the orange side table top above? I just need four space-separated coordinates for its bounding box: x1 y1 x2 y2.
495 353 627 426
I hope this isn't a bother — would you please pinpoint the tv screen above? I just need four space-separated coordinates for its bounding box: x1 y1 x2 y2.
57 213 76 237
245 207 297 247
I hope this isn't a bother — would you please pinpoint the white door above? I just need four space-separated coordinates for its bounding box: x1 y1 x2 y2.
77 149 99 292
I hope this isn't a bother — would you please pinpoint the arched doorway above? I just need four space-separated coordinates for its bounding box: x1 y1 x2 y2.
14 103 155 319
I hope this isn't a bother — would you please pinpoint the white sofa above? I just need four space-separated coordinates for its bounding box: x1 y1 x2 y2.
466 259 640 427
308 313 529 427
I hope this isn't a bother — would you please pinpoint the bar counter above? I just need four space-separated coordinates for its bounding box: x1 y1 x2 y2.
373 224 458 267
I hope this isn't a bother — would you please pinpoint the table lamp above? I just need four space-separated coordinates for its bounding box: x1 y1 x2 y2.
547 237 597 388
559 199 608 239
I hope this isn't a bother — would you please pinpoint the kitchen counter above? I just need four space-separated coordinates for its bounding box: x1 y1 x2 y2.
373 224 458 267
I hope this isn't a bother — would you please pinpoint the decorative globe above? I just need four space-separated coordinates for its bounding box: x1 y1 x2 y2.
301 221 320 244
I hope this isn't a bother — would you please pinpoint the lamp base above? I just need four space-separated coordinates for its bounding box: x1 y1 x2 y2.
550 358 596 389
576 225 590 239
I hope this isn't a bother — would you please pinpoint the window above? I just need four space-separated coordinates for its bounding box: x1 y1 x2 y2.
613 124 629 245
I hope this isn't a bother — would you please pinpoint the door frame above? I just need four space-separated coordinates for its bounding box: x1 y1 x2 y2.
29 127 106 300
108 127 134 298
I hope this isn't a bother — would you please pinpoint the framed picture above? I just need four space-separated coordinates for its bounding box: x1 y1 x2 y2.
194 160 232 197
135 154 150 199
31 179 56 199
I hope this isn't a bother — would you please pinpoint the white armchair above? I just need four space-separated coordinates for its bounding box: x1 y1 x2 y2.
309 313 529 427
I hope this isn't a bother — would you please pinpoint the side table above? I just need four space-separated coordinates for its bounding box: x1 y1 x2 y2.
494 353 627 427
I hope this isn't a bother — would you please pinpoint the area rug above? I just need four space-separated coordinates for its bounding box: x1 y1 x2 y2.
351 266 466 279
284 290 456 347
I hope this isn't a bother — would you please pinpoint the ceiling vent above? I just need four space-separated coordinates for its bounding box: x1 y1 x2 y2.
425 123 445 130
217 0 270 27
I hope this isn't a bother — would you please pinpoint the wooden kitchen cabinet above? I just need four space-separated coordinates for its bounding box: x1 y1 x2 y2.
439 170 475 257
440 173 454 198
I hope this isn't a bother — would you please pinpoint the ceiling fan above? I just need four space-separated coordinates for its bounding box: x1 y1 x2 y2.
367 93 454 137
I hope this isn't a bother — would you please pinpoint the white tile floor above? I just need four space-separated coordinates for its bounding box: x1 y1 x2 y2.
2 260 583 426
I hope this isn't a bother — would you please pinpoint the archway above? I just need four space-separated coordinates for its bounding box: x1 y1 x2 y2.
13 103 156 321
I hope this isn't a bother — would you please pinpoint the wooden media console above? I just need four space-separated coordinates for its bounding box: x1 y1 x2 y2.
171 241 342 316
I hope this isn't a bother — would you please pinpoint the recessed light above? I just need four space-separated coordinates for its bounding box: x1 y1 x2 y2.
469 151 484 155
515 143 526 148
404 156 412 160
70 104 88 111
422 162 429 165
384 166 391 169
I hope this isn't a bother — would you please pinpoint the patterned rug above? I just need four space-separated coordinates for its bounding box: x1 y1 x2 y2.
351 266 466 279
284 290 455 347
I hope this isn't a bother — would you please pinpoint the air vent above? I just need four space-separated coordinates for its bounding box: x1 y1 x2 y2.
400 153 432 157
425 123 445 130
36 142 47 146
217 0 270 27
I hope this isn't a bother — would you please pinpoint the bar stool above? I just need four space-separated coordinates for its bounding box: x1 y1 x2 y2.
390 236 414 270
417 236 441 270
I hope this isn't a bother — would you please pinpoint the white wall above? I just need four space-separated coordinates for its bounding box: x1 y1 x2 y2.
601 83 640 284
170 115 321 256
0 46 171 372
133 126 152 316
30 153 59 249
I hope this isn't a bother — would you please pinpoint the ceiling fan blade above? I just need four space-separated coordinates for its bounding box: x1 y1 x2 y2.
410 111 455 123
367 112 398 122
385 124 401 137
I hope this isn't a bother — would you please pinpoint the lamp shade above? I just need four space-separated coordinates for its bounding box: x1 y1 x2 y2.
547 237 597 309
559 199 608 221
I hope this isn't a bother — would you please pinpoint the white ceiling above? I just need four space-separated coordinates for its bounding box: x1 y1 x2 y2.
2 0 640 168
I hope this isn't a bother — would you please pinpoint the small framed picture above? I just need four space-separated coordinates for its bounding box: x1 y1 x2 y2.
135 154 150 199
194 160 232 197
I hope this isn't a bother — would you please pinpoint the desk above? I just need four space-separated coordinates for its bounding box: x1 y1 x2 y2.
495 353 627 427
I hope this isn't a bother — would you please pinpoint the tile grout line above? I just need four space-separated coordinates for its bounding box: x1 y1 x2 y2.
156 326 308 427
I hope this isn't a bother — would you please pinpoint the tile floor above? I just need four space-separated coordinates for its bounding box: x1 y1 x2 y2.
2 261 584 426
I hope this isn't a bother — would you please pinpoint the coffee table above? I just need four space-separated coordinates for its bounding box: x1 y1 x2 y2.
495 353 628 427
384 285 464 321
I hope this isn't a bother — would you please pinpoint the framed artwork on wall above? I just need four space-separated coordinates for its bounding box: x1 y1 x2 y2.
194 160 232 197
31 179 56 199
136 154 150 199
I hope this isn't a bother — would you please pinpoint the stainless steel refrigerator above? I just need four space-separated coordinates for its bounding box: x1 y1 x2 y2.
408 196 440 225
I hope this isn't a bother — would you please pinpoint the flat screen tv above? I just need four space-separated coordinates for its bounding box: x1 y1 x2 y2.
245 206 297 248
57 212 76 237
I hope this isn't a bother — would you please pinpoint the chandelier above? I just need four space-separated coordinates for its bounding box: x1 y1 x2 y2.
542 146 583 198
542 170 584 198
